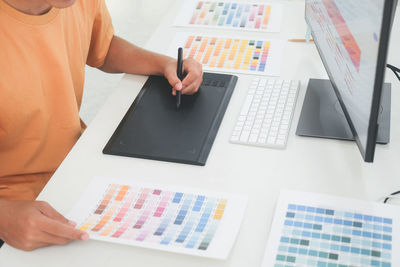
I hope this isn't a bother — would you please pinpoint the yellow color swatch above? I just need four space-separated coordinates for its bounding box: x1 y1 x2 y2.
213 199 228 220
234 40 248 69
241 45 254 70
228 39 240 61
218 49 228 68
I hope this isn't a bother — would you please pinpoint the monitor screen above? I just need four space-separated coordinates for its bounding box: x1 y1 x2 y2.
305 0 394 161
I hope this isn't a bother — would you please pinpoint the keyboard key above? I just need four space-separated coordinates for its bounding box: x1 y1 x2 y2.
240 95 254 116
276 139 285 146
232 131 240 136
240 131 250 142
234 126 242 132
249 135 258 143
238 116 246 122
268 137 276 144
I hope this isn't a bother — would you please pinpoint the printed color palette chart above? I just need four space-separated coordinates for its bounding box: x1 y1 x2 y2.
262 191 400 267
169 33 284 76
68 177 247 259
174 1 282 32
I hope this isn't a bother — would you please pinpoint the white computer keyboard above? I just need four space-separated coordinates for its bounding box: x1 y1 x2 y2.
230 77 300 149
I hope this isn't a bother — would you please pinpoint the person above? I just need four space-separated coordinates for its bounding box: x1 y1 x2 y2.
0 0 203 251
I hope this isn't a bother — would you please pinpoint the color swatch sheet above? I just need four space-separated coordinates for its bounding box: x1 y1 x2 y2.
174 1 283 32
169 33 284 76
68 177 247 259
262 191 400 267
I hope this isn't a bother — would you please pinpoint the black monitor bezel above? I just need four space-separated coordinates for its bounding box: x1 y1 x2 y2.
305 0 396 162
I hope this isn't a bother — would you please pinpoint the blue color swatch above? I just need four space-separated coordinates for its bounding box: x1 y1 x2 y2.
275 204 393 267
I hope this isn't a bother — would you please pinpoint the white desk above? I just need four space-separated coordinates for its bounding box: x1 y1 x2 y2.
1 1 399 266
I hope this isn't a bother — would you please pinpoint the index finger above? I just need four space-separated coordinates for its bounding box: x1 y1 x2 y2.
181 71 197 88
40 217 88 241
37 201 73 225
182 60 202 84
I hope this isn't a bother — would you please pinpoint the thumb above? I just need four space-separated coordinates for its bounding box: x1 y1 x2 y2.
37 201 75 226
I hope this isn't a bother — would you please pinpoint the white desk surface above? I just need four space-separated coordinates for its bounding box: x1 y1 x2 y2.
1 1 399 266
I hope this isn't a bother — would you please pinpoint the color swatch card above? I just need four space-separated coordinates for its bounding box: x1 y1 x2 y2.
262 191 400 267
169 33 284 76
68 176 247 259
174 1 283 32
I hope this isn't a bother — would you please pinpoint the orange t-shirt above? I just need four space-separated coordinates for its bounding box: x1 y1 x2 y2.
0 0 114 200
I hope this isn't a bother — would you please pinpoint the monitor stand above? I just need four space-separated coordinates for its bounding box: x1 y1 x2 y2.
296 79 391 144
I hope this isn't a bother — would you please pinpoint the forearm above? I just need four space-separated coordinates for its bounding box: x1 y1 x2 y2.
99 36 175 75
0 198 10 238
98 35 203 96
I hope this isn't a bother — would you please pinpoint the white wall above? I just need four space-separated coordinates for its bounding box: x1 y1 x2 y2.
80 0 175 125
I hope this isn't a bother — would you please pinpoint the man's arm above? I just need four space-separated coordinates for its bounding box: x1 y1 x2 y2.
98 36 203 95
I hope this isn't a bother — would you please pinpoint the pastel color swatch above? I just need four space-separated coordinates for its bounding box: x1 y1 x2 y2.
68 177 247 259
170 33 284 76
174 1 283 33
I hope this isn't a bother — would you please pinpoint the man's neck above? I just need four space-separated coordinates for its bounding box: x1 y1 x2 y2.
2 0 51 15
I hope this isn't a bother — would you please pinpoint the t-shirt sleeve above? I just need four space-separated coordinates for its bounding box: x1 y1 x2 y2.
86 0 114 68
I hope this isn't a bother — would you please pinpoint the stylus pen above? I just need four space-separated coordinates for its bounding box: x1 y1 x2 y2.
288 39 314 43
176 47 183 109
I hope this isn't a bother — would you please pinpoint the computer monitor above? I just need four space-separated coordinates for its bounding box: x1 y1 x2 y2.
296 0 397 162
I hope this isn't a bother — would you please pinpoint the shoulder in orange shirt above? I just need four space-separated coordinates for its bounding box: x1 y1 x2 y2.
0 0 114 200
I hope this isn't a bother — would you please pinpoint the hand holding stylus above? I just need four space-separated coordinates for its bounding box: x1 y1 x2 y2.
162 52 203 99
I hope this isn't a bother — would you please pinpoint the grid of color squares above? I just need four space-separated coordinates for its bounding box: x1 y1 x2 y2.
274 204 393 267
79 184 228 251
189 1 272 30
183 35 271 73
